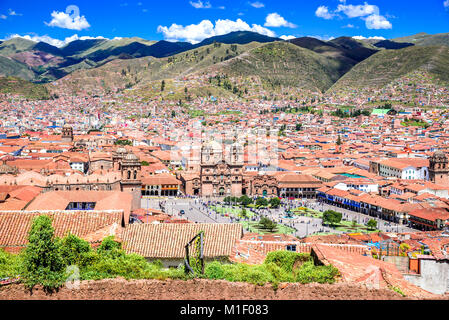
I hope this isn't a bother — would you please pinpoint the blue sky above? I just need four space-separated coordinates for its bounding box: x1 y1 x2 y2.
1 0 448 46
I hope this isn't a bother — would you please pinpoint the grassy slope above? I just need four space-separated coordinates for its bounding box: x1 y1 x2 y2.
394 32 449 47
0 38 37 56
213 41 345 92
67 38 158 61
0 76 50 99
0 56 36 81
48 42 263 96
328 45 449 92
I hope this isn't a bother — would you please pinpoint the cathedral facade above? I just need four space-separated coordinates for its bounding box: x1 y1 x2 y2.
199 141 244 197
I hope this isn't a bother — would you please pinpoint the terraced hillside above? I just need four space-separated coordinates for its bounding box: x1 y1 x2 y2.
48 42 264 96
0 76 50 99
212 41 347 92
328 45 449 93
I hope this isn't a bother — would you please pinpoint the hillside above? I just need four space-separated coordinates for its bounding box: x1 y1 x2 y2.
210 41 347 92
0 56 36 81
394 32 449 47
288 37 375 76
0 76 50 99
1 31 449 98
0 38 38 56
328 45 449 92
329 37 379 60
60 37 159 62
195 31 280 47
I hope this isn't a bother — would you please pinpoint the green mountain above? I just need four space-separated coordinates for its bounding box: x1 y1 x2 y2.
48 41 263 96
195 31 280 47
329 45 449 92
288 37 376 76
328 37 379 61
372 40 414 50
0 37 37 56
394 32 449 47
1 32 449 99
210 41 348 92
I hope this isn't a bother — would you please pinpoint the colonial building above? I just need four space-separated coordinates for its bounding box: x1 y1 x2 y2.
141 174 181 197
179 142 322 199
199 141 244 197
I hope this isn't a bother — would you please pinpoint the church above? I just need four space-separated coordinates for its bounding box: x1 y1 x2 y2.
178 141 323 199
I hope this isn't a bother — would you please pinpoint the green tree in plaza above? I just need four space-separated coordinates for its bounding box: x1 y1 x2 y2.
22 216 65 292
295 123 302 131
258 217 278 233
256 197 269 208
322 210 342 227
240 208 248 219
269 197 281 209
366 219 378 230
239 195 253 207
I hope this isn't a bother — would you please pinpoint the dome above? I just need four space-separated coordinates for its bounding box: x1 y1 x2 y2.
116 147 127 154
432 150 447 159
124 153 139 161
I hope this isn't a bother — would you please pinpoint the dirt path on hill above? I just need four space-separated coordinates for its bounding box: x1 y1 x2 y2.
0 278 432 300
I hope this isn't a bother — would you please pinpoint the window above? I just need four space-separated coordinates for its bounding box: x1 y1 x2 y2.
286 245 296 252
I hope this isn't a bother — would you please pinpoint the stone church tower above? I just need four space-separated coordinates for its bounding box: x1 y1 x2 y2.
120 152 142 210
61 124 73 143
429 151 449 185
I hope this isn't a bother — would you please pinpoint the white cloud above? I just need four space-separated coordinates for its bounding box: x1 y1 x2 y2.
342 23 355 28
249 1 265 8
316 2 392 30
352 35 385 40
280 35 296 40
158 18 276 44
6 34 106 48
8 9 22 16
190 0 212 9
264 13 297 28
315 6 335 20
336 2 379 18
444 0 449 8
365 14 392 29
0 14 7 20
45 10 90 30
308 35 335 41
